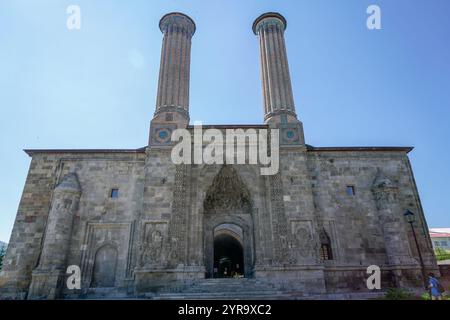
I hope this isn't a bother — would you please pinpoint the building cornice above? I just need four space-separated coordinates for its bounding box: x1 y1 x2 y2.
24 147 147 157
306 145 414 153
23 145 413 157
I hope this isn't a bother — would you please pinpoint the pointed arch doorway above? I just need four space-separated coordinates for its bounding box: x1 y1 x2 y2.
202 166 255 279
213 225 244 278
203 165 255 278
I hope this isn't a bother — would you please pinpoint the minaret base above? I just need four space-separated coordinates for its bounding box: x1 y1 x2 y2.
149 108 189 147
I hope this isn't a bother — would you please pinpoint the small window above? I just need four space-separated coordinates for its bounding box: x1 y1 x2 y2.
346 186 355 196
110 188 119 198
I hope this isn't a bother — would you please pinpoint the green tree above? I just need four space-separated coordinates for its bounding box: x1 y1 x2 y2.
0 246 5 271
435 247 450 261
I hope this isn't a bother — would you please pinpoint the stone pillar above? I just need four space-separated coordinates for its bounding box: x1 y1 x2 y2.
253 12 297 124
253 13 305 145
372 172 417 286
28 173 81 299
149 12 196 146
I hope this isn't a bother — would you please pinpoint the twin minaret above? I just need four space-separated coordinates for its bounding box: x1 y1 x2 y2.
252 13 298 125
150 12 302 146
155 13 195 123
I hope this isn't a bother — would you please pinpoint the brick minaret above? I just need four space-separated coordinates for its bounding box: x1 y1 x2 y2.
150 12 196 146
253 12 304 144
253 13 298 123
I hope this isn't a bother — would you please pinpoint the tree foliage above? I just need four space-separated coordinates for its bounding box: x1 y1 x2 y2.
435 248 450 261
0 246 5 270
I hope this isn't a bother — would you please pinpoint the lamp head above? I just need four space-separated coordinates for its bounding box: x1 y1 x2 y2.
404 209 416 224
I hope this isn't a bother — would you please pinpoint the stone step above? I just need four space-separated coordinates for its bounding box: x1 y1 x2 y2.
150 291 387 300
73 288 387 300
152 290 287 300
181 279 277 294
82 288 129 299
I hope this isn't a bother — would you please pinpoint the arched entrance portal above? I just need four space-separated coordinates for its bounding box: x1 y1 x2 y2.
213 233 244 278
202 166 255 279
205 221 253 278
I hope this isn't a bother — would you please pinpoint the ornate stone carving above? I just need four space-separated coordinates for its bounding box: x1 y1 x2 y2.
167 165 188 267
372 170 399 210
204 165 252 214
139 222 166 268
79 222 132 289
290 221 317 261
269 173 291 264
149 123 178 146
372 170 415 266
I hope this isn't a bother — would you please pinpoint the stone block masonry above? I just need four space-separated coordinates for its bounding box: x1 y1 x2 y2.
0 11 438 299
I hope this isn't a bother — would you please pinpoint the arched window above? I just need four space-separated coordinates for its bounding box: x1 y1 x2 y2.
319 229 333 261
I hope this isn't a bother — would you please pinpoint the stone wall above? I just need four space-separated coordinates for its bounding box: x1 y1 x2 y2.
0 151 146 298
0 155 59 298
0 146 438 299
307 150 437 285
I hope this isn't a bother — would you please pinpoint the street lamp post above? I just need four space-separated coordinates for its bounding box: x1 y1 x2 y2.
404 209 427 289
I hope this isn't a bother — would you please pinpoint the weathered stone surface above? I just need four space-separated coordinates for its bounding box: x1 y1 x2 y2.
0 12 438 300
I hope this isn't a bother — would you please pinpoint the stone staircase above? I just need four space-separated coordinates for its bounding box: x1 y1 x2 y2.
149 278 289 300
74 279 388 300
80 287 130 300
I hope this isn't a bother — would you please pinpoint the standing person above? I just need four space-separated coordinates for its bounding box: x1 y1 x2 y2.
428 273 444 300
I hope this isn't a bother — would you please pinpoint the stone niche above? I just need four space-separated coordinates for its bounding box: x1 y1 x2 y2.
202 165 256 279
78 222 133 291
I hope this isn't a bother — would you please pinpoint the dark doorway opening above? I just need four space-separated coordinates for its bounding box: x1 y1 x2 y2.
213 233 244 278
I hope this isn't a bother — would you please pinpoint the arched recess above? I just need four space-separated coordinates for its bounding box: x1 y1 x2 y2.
197 164 262 212
202 167 255 279
91 244 118 288
203 165 252 215
319 229 333 261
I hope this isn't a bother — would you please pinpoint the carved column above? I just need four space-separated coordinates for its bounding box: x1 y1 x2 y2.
28 173 81 299
372 174 415 267
167 164 188 268
269 173 290 264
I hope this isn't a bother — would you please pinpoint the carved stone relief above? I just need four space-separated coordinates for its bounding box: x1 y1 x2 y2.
139 222 167 268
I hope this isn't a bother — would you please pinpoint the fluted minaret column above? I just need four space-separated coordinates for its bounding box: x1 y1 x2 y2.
150 12 195 146
155 13 195 120
253 12 298 125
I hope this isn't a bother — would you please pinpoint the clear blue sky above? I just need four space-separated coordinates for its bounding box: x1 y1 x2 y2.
0 0 449 243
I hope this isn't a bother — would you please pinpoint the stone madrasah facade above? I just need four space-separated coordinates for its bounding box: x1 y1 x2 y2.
0 12 438 299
